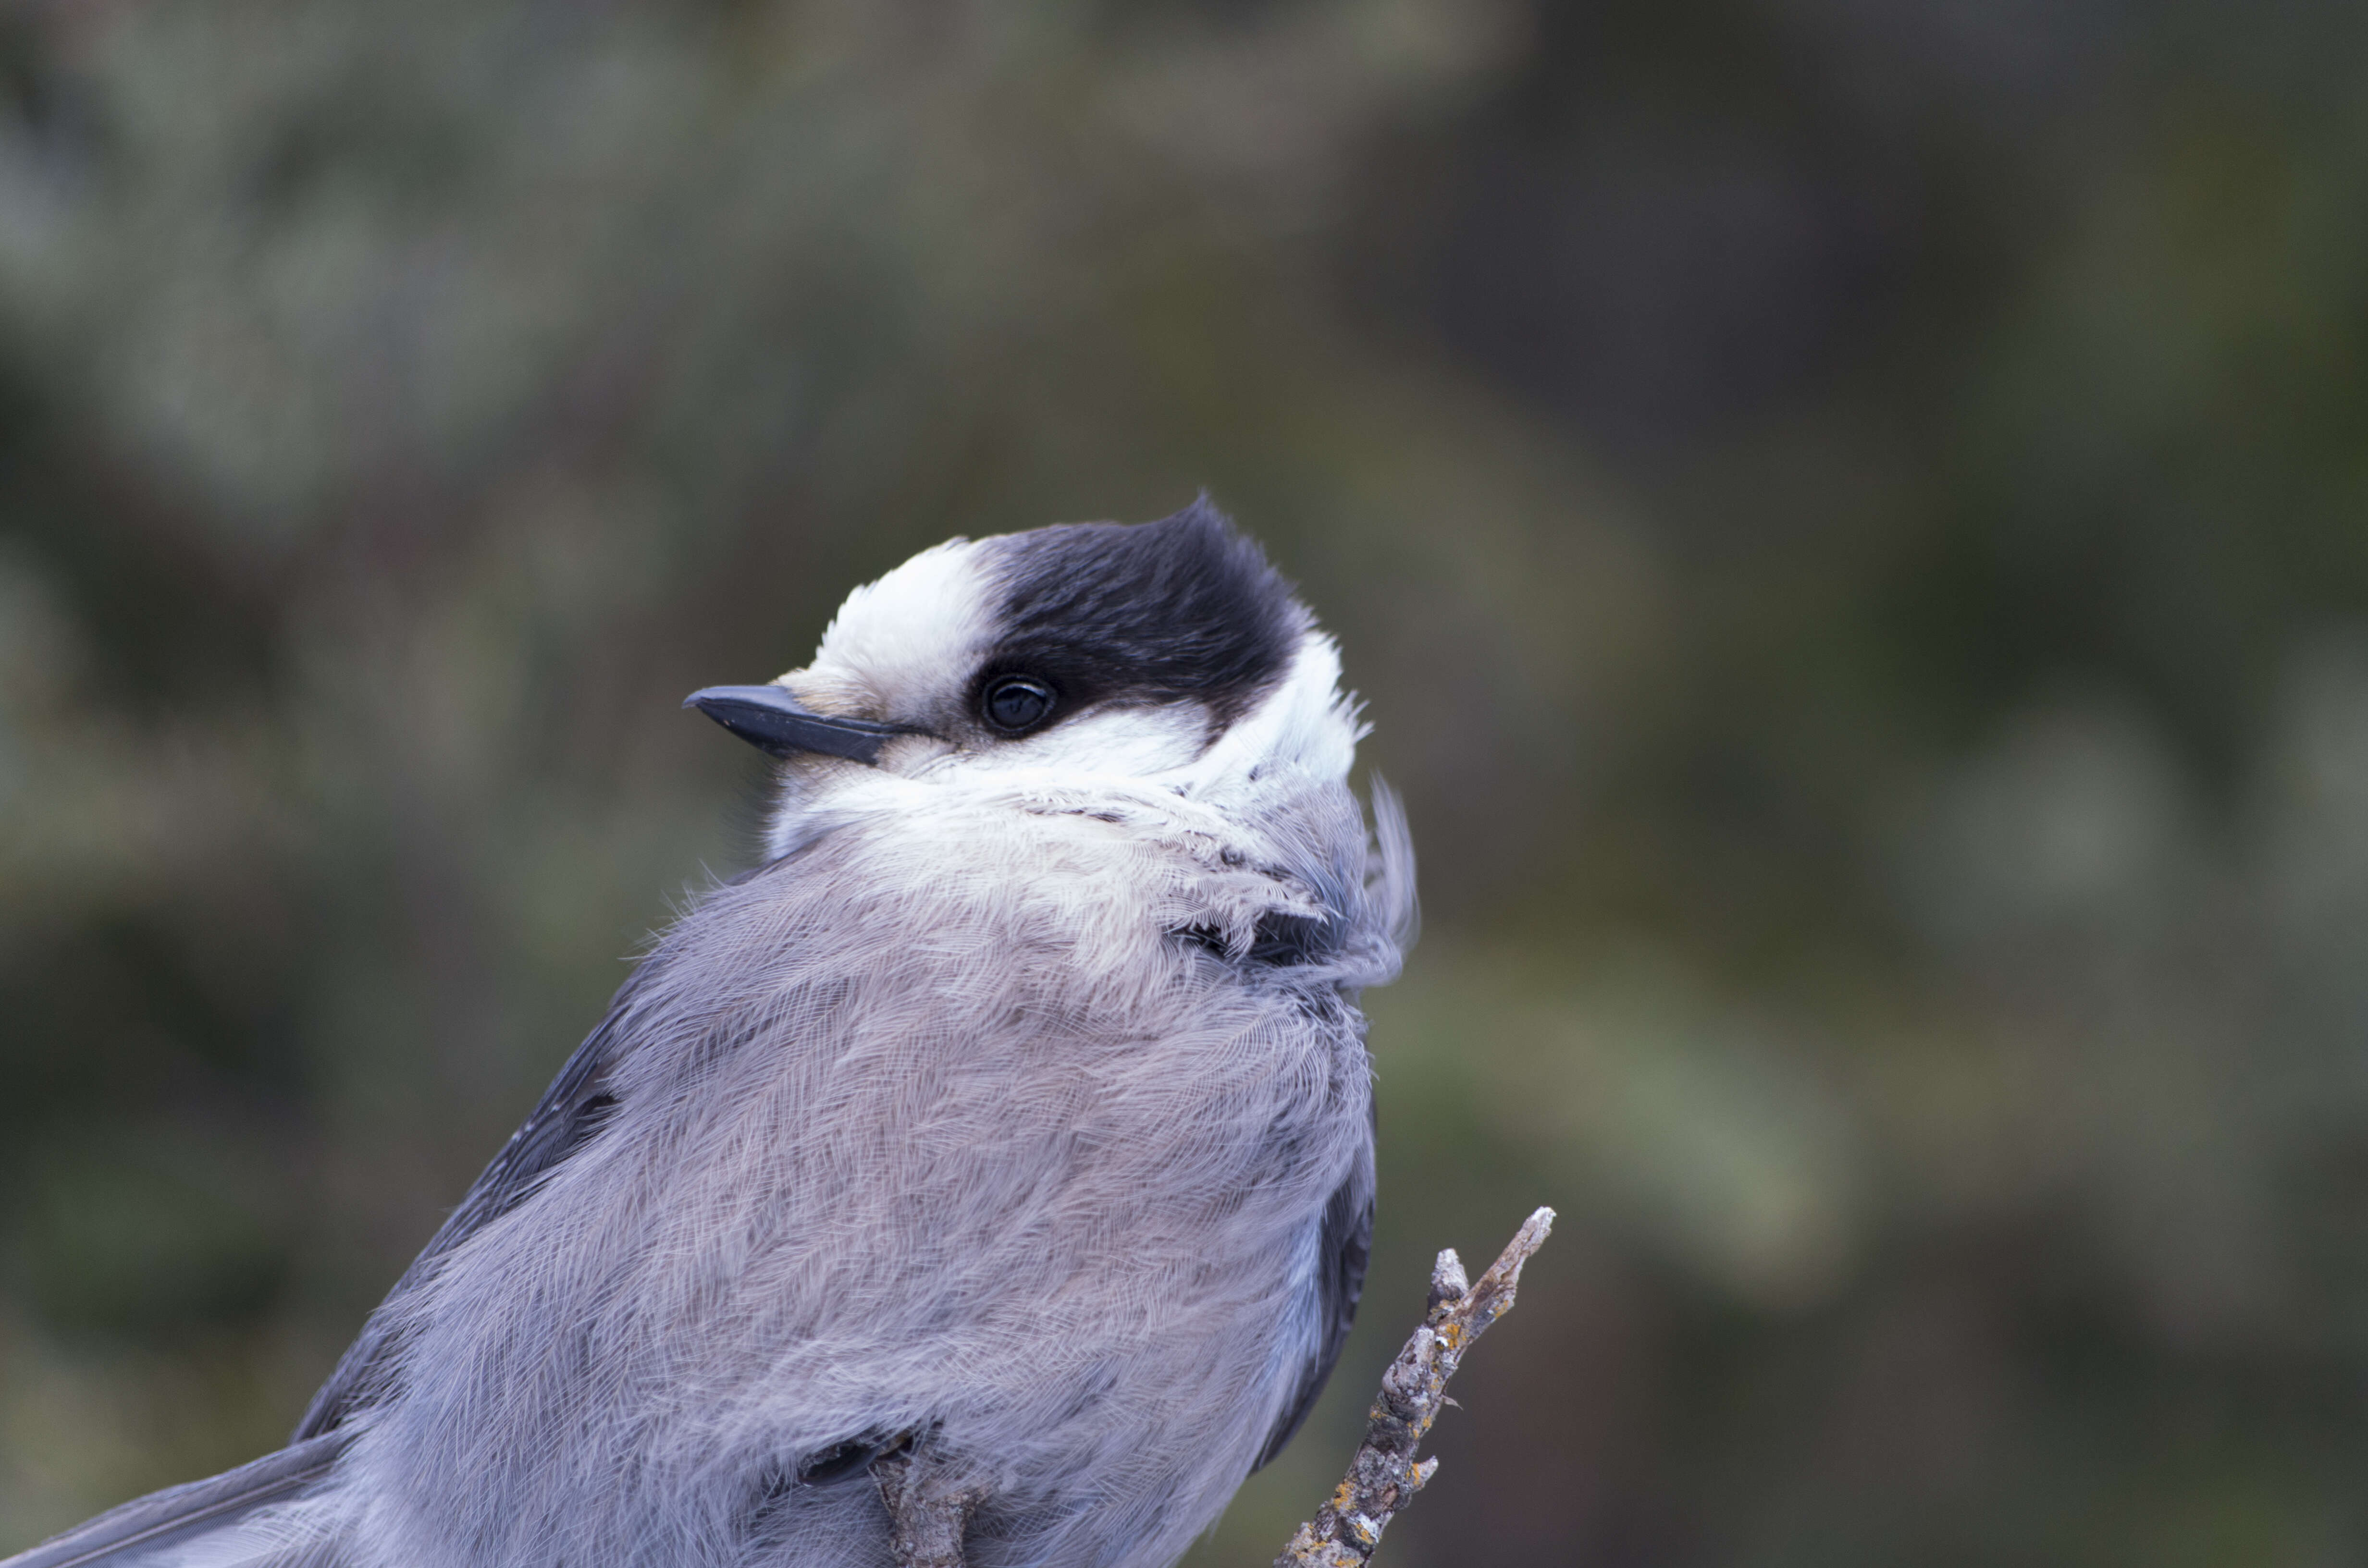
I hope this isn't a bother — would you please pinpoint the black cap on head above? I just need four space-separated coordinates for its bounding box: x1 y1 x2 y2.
982 497 1309 731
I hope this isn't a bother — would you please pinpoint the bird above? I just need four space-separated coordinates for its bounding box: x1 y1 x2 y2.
6 498 1414 1568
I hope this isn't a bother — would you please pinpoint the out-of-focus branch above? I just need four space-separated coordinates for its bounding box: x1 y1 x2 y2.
1274 1206 1556 1568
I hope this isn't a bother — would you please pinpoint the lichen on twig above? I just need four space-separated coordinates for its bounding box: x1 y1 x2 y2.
1273 1206 1557 1568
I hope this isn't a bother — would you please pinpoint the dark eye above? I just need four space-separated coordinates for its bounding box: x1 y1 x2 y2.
981 674 1056 734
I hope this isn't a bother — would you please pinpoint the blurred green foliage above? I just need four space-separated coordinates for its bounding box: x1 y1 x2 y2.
4 0 2368 1562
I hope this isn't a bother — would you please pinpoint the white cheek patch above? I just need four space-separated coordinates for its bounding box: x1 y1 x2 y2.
792 539 995 719
1184 631 1362 790
952 703 1215 780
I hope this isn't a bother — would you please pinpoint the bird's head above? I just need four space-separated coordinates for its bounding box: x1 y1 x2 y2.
688 500 1368 854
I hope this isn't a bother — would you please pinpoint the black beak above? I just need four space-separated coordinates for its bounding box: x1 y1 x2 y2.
682 685 914 765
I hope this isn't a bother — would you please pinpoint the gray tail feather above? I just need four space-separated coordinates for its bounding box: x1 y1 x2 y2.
0 1435 347 1568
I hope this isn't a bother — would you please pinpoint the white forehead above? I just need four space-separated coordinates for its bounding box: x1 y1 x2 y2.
796 538 996 700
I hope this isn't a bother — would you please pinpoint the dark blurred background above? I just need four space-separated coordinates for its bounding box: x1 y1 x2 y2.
4 0 2367 1562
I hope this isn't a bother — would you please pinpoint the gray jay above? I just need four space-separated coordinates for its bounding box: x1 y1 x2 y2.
6 499 1413 1568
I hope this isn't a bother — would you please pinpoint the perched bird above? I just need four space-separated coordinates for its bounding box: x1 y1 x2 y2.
8 499 1413 1568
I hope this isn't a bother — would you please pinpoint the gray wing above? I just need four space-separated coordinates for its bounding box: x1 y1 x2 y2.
0 1433 346 1568
1252 1160 1375 1471
292 962 649 1440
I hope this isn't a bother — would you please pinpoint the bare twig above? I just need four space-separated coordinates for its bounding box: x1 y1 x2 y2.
1274 1206 1556 1568
873 1447 983 1568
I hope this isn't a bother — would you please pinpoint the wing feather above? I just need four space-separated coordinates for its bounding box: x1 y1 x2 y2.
1252 1159 1375 1471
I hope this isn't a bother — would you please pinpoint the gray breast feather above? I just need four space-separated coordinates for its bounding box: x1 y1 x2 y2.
351 795 1388 1566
